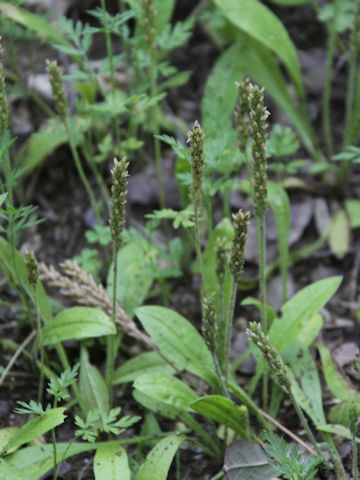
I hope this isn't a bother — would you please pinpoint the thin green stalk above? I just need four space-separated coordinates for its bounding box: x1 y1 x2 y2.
322 0 340 158
100 0 121 146
34 284 44 402
289 392 322 458
321 431 348 480
106 245 119 402
150 62 165 209
256 214 268 410
344 48 358 148
51 398 58 480
65 120 102 225
223 276 237 382
194 202 204 302
352 431 359 480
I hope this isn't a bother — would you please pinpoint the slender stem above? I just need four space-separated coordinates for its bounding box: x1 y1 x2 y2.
289 392 323 457
65 120 102 225
51 399 58 480
0 330 36 386
34 284 44 402
256 213 268 410
106 245 119 403
321 431 348 480
194 201 204 303
353 427 359 480
150 58 165 209
100 0 121 146
344 47 358 148
223 276 237 382
322 0 340 159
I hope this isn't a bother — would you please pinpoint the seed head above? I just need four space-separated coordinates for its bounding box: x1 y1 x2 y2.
230 210 250 280
215 236 230 284
110 157 128 249
234 78 251 150
202 295 217 353
247 321 290 391
46 60 68 123
187 120 205 208
249 84 269 216
25 251 39 286
140 0 157 53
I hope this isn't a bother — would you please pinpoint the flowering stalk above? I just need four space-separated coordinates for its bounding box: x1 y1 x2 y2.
188 120 205 303
141 0 165 209
25 251 44 401
106 157 128 401
223 209 250 381
46 60 101 224
247 322 322 457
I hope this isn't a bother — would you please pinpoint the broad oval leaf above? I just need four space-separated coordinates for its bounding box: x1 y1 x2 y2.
213 0 304 96
134 373 197 412
113 352 175 385
42 307 115 345
268 0 310 4
269 276 342 352
190 396 249 438
135 435 184 480
318 344 360 411
346 199 360 228
1 408 66 454
94 444 130 480
223 440 274 480
135 306 218 389
6 441 129 480
80 348 110 422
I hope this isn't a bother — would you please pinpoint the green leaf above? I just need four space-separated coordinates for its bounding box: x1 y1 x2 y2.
329 209 350 259
134 373 197 412
94 444 130 480
135 306 218 389
42 307 115 345
346 199 360 228
133 389 180 420
286 345 326 425
80 348 110 423
268 181 291 303
0 3 68 45
6 441 129 480
212 0 304 97
1 408 66 454
317 344 360 411
223 440 274 480
155 0 176 31
0 458 28 480
317 424 360 443
269 276 342 353
190 396 249 438
135 435 184 480
113 352 176 385
0 428 18 452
